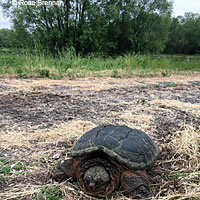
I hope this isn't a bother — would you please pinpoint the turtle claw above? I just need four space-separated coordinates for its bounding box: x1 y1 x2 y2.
52 158 74 181
119 174 151 199
133 185 151 200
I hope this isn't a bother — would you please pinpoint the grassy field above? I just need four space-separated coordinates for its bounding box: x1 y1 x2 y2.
0 49 200 79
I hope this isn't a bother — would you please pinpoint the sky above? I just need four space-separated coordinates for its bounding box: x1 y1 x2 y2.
0 0 200 29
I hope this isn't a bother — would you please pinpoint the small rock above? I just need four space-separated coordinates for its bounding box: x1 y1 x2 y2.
53 153 60 159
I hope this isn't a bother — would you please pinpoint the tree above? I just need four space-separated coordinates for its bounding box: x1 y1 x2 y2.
165 13 200 54
99 0 172 54
1 0 173 56
0 28 25 48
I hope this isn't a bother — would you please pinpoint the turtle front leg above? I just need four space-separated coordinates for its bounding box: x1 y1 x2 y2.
119 170 151 199
52 158 77 181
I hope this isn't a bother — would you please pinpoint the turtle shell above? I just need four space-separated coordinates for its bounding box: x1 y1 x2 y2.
70 125 160 170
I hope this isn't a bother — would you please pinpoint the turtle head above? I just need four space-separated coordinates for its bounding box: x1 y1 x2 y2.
83 166 110 192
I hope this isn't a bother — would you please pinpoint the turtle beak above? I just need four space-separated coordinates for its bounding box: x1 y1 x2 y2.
88 181 95 188
86 176 95 188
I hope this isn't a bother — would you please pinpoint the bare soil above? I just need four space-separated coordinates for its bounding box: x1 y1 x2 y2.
0 75 200 200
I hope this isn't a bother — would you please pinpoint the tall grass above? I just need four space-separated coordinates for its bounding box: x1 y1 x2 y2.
0 49 200 79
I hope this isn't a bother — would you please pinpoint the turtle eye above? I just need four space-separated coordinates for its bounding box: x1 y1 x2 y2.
86 175 92 181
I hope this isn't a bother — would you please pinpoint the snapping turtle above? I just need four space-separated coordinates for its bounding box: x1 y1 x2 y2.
52 125 160 198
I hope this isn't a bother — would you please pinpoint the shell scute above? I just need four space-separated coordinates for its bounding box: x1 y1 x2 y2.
71 125 160 170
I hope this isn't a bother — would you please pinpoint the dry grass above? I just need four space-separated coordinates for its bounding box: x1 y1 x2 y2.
0 76 200 200
1 73 200 92
153 126 200 200
0 184 43 200
172 125 200 169
1 122 199 200
0 120 96 149
109 108 154 132
0 120 96 200
152 99 200 117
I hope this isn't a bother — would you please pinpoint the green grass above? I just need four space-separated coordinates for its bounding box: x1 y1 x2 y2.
194 82 200 86
164 83 178 87
140 85 149 89
140 83 178 89
0 50 200 79
34 185 64 200
0 158 24 175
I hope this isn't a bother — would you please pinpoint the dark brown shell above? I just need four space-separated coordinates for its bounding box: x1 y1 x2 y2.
71 125 160 170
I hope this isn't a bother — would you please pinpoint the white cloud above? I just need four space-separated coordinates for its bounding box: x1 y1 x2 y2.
0 20 11 29
0 7 12 29
173 0 200 16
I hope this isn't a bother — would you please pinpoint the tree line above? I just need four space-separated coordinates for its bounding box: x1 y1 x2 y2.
0 0 200 56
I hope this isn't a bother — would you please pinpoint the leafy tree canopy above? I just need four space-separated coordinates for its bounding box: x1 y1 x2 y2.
1 0 173 56
165 12 200 54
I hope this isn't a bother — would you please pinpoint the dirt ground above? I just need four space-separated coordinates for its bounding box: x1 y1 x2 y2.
0 74 200 200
